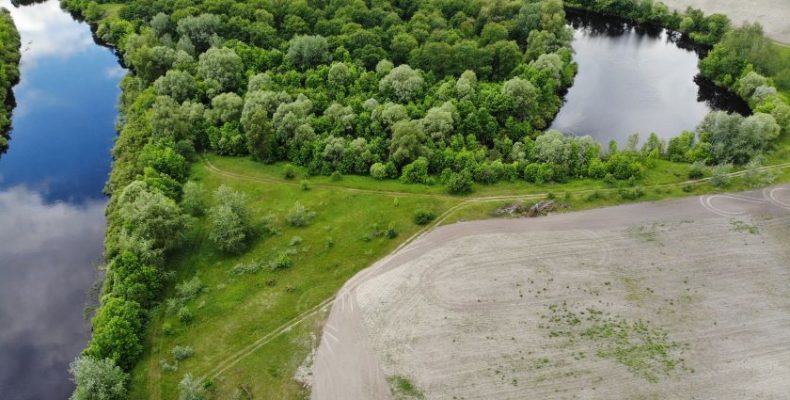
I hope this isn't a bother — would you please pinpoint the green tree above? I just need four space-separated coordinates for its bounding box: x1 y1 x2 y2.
389 120 428 166
84 298 143 370
178 373 207 400
153 70 197 103
208 185 255 253
176 14 222 53
198 47 244 92
69 356 128 400
287 35 330 69
379 64 425 102
116 181 185 251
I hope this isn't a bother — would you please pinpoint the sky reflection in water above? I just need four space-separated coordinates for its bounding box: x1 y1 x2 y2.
550 13 748 145
0 1 123 399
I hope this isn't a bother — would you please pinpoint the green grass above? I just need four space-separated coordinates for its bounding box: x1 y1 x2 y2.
129 159 460 399
388 375 425 399
130 153 790 399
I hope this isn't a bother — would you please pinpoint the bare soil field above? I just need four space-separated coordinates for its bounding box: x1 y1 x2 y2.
659 0 790 43
311 186 790 400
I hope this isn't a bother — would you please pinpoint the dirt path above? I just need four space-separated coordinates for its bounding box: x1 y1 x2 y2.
311 185 790 399
659 0 790 43
197 159 790 386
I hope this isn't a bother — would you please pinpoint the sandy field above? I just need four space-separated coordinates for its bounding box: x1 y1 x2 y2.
311 186 790 400
659 0 790 43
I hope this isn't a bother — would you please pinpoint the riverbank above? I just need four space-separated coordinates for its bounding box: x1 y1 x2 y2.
0 7 20 150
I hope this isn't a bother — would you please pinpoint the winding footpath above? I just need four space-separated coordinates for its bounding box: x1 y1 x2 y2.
198 158 790 387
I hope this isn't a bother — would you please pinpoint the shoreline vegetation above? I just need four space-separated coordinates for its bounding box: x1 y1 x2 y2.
0 7 20 154
52 0 789 398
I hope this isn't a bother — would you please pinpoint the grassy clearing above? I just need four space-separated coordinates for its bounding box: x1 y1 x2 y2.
129 159 460 399
130 153 790 399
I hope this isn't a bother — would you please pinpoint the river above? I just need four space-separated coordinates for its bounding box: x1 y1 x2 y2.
550 10 750 145
0 1 124 399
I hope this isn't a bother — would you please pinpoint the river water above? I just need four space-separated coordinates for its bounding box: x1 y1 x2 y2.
0 1 124 399
551 11 750 145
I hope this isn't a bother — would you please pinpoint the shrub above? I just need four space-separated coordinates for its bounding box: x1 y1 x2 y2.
446 171 473 194
177 307 193 324
271 253 292 271
710 163 732 187
171 346 194 361
386 224 398 239
688 161 706 179
400 157 429 184
181 181 206 216
283 165 296 180
330 171 342 181
160 359 178 373
286 201 316 227
69 356 128 400
300 180 311 191
413 210 435 225
176 276 205 302
178 373 207 400
208 186 255 253
618 186 645 200
370 162 388 179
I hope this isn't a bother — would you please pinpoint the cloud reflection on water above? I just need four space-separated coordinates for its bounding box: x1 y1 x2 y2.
0 186 106 399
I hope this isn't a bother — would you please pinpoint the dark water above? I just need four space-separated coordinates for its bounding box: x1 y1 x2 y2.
0 1 123 399
551 11 750 145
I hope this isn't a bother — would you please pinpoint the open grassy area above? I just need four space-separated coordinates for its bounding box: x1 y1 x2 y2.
129 157 461 399
128 152 790 399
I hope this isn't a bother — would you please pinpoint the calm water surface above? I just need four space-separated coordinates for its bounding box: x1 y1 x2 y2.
551 12 749 145
0 1 123 398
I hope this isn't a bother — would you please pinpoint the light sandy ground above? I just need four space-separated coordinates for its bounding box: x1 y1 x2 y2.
311 186 790 399
659 0 790 43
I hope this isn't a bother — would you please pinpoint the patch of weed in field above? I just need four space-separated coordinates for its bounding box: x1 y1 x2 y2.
730 219 759 235
541 303 689 383
627 223 664 244
388 375 425 399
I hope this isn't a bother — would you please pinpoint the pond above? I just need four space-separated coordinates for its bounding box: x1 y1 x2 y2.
0 1 124 399
550 10 750 146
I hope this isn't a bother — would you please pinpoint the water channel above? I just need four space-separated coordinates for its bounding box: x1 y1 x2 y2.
0 1 124 398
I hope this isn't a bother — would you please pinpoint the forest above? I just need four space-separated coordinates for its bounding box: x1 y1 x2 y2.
52 0 788 398
0 8 20 153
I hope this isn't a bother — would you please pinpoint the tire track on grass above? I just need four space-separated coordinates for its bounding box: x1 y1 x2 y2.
198 158 790 381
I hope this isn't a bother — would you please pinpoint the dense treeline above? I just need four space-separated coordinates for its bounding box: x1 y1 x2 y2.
0 8 21 153
58 0 788 397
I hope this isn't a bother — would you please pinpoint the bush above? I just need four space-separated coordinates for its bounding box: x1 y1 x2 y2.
171 346 194 361
271 253 292 271
330 171 342 181
370 162 388 179
688 161 706 179
300 180 311 191
208 186 255 253
286 201 316 227
181 181 206 216
69 356 128 400
618 186 645 200
400 157 429 184
176 276 205 302
283 165 296 180
177 307 193 324
413 210 435 225
386 224 398 239
446 171 473 194
178 373 207 400
710 163 732 187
